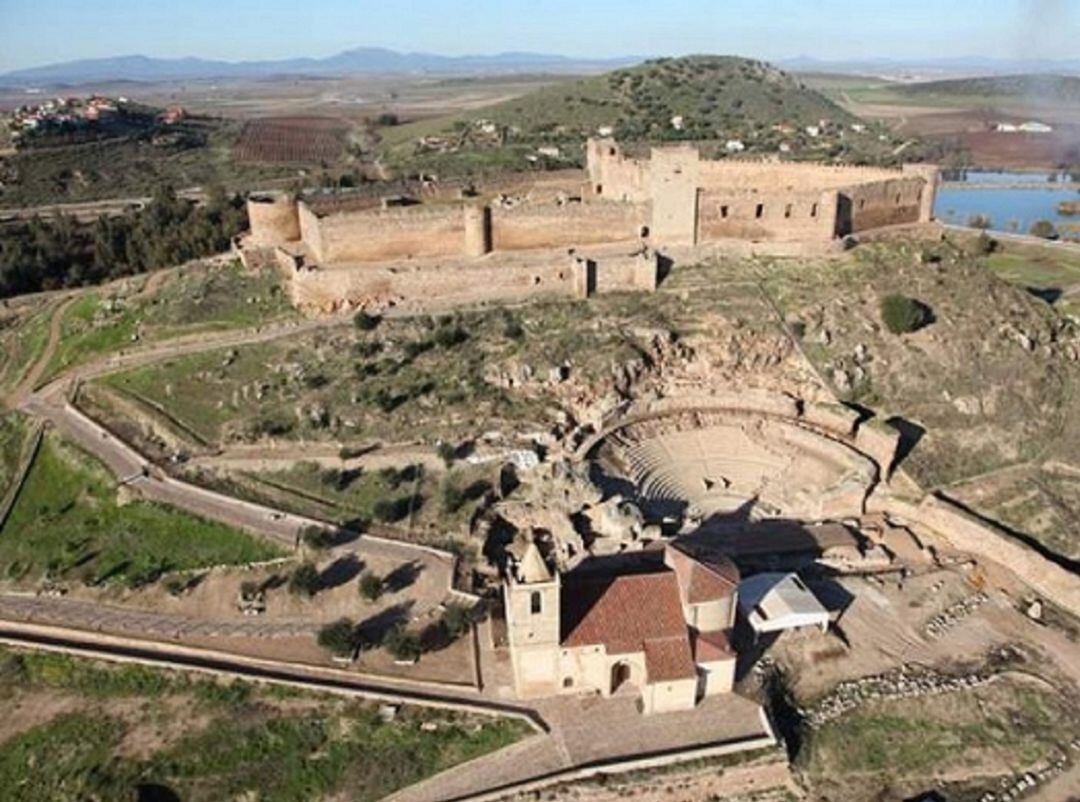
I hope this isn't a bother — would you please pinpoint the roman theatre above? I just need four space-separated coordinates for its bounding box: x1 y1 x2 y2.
239 138 939 314
580 391 899 533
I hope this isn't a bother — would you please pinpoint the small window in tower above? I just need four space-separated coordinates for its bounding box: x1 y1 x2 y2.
784 204 792 218
608 147 616 156
810 203 818 218
895 193 902 205
563 677 574 688
530 591 542 615
755 203 764 219
720 205 729 219
595 184 603 195
858 198 866 210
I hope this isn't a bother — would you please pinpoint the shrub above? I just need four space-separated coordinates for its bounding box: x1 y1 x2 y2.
502 316 525 341
1029 219 1058 240
317 618 358 657
974 231 998 255
441 480 466 513
353 310 381 330
433 324 468 348
372 496 412 523
967 213 992 229
288 562 321 597
440 603 473 640
880 294 930 334
301 526 336 551
384 624 422 662
358 571 384 602
436 442 457 468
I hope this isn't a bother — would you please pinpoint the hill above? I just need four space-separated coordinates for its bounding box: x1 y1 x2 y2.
418 55 850 141
381 55 918 176
896 74 1080 104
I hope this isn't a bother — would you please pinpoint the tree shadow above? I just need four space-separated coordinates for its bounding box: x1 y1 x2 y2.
357 601 414 647
136 785 182 802
319 555 364 591
383 560 424 593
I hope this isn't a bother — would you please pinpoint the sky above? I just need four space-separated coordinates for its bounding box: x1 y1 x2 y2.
0 0 1077 72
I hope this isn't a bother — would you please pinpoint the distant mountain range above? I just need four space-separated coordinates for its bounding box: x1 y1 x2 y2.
0 48 644 87
4 49 1079 88
780 55 1080 78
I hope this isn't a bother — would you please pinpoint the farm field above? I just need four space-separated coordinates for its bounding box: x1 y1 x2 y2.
236 116 353 163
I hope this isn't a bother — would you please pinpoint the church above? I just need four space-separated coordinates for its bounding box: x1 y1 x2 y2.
503 540 740 715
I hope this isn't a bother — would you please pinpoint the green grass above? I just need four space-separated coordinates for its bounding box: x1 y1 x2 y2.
801 678 1071 781
985 249 1080 290
0 647 529 802
0 434 283 587
0 413 32 503
0 300 53 396
38 262 296 385
40 291 139 383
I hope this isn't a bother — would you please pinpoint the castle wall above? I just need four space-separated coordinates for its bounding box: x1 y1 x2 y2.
649 145 702 245
306 204 465 263
247 193 300 246
491 201 645 251
586 138 650 202
697 188 838 242
841 176 925 235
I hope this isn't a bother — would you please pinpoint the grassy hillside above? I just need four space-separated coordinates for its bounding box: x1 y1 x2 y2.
896 74 1080 104
381 55 915 176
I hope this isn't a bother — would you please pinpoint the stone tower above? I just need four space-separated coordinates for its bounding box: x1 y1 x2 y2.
504 541 561 697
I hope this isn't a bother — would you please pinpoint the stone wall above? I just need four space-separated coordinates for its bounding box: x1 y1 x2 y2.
307 204 466 264
247 193 300 246
287 248 657 313
491 201 644 251
697 187 838 242
841 176 925 235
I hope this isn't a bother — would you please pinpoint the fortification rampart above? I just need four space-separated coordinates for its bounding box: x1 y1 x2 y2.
243 137 939 314
285 247 658 314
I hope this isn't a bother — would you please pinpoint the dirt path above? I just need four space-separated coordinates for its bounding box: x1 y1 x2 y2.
8 294 78 408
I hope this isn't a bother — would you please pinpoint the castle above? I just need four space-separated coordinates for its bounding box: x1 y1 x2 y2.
504 540 741 715
240 139 938 313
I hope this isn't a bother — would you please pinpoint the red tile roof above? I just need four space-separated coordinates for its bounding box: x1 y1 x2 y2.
643 636 697 682
692 628 735 663
665 544 739 605
561 571 696 682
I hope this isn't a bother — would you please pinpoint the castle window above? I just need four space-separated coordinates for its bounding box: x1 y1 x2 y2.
563 677 574 688
530 591 542 615
755 203 764 219
595 184 603 195
784 204 792 219
720 205 729 219
858 199 866 210
810 203 818 218
608 147 616 156
895 193 902 205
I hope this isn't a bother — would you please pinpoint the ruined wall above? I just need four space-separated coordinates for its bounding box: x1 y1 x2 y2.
697 188 838 242
247 193 300 246
287 248 655 313
491 201 645 251
586 138 650 202
841 176 925 235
